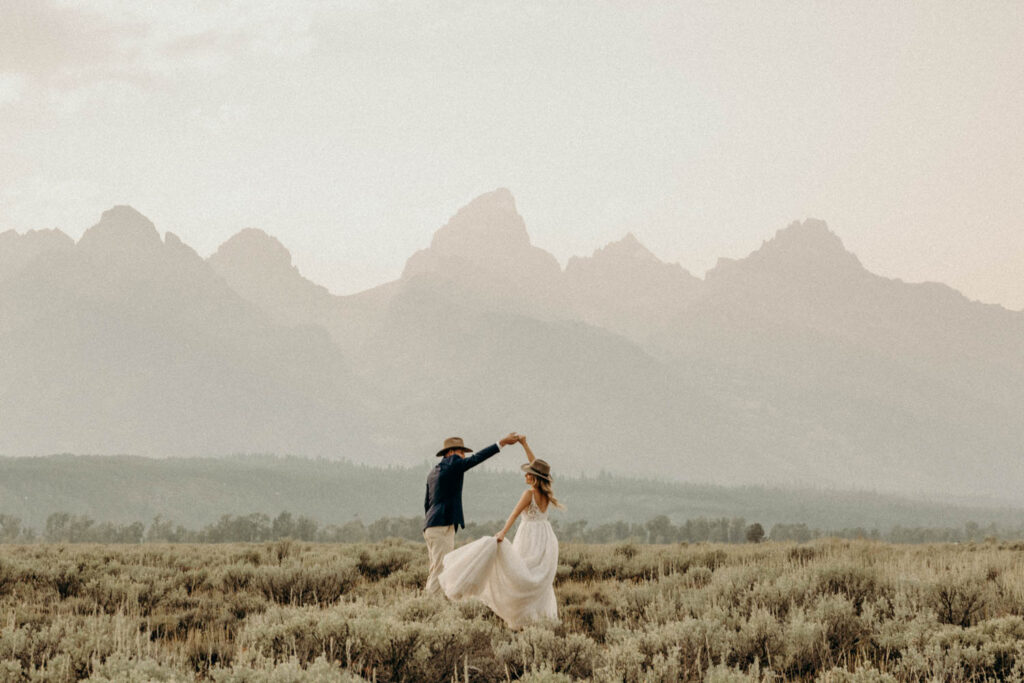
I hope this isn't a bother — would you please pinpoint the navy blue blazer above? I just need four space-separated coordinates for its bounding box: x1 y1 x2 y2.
424 443 500 531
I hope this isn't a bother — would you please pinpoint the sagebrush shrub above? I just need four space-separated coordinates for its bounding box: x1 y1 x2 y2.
3 540 1024 681
929 575 988 627
815 564 887 614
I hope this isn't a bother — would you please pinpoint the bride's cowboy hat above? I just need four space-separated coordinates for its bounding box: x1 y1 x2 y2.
521 459 552 482
436 437 474 458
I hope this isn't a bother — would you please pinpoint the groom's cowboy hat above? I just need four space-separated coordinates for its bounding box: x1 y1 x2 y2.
437 437 474 458
521 459 552 482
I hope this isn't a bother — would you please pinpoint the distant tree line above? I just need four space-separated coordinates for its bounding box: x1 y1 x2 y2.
0 511 1022 545
766 520 1009 544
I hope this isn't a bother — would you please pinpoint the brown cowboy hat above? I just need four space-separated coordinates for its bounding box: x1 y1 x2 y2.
436 436 473 458
521 459 552 482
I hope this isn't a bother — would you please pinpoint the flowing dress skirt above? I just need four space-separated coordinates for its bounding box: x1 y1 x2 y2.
437 518 558 628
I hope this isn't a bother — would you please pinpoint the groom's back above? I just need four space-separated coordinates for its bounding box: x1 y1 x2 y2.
424 458 467 530
424 444 500 531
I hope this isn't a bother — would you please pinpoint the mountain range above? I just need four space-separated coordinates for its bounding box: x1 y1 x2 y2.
2 189 1022 500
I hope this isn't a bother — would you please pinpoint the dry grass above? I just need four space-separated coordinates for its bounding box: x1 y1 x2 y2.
0 539 1023 681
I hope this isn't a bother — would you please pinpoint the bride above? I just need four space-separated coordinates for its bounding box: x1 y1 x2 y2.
437 435 563 628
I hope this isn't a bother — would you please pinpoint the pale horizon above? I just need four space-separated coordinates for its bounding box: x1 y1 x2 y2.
2 1 1022 307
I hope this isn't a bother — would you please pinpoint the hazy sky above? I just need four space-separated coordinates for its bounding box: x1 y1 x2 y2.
2 1 1022 308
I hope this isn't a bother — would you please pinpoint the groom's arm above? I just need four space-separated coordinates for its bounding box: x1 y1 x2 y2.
455 433 517 472
455 442 501 472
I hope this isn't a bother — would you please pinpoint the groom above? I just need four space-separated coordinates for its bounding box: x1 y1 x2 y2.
424 433 519 594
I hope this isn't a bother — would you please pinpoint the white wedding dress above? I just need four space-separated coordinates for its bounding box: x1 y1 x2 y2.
438 490 558 628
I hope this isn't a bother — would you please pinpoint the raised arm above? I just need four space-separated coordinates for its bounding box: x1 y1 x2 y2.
496 489 533 543
520 435 536 464
455 433 519 473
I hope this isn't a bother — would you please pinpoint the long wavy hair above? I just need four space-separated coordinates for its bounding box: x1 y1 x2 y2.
532 476 565 510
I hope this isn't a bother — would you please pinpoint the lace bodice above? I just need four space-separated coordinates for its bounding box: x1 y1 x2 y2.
522 489 548 522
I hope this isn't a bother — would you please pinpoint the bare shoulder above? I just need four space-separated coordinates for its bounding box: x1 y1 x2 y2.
531 489 549 512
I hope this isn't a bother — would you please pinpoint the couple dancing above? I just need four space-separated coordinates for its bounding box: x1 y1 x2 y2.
423 433 563 628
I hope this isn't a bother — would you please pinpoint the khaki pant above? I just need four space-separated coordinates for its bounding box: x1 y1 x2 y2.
423 524 455 595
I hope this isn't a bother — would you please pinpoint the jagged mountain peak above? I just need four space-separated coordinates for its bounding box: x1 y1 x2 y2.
163 231 205 263
455 186 517 216
591 232 661 263
207 228 332 326
0 227 74 245
402 188 563 291
101 205 151 222
0 228 76 280
767 218 850 254
708 218 863 282
429 187 531 254
565 230 701 342
211 228 294 273
397 188 566 317
567 232 698 283
756 218 862 270
468 186 515 209
78 205 162 255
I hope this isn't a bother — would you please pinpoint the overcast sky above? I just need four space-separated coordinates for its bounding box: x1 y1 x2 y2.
2 1 1022 308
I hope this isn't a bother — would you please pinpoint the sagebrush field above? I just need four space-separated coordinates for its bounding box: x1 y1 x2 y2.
1 539 1023 682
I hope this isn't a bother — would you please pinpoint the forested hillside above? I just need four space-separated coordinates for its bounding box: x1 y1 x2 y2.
2 454 1021 532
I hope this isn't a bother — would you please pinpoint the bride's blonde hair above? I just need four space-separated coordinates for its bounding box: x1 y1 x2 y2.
533 477 565 510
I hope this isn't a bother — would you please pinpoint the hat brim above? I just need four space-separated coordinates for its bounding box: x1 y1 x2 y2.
520 462 551 481
437 446 473 458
